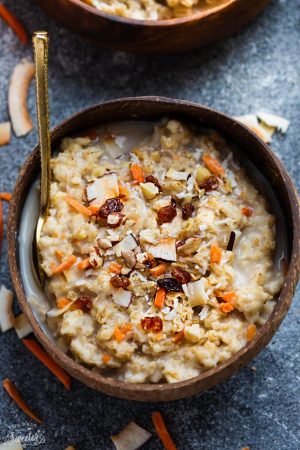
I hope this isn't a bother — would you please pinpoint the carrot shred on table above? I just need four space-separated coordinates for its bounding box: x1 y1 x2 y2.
65 195 92 217
2 378 42 424
57 298 71 309
202 154 225 177
22 338 71 390
210 243 222 264
130 163 145 183
247 324 257 341
51 255 76 275
109 262 123 274
152 411 177 450
219 302 234 314
0 192 12 202
150 263 167 277
242 207 254 217
87 204 101 215
154 288 166 310
0 4 28 45
77 257 91 270
0 199 3 252
102 354 111 364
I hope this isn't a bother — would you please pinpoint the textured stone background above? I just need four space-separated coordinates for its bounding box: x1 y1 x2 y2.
0 0 299 449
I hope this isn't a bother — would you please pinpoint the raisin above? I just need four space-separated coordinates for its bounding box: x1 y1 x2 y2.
73 296 93 313
157 201 177 225
226 231 236 251
199 176 219 192
182 203 195 220
157 278 183 292
98 198 124 219
172 267 192 284
145 175 161 190
141 316 163 333
110 275 130 289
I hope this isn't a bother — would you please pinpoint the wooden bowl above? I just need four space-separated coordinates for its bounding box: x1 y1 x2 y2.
36 0 270 53
8 97 300 401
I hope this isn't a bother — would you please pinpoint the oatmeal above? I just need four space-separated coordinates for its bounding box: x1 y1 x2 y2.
38 119 284 383
82 0 226 20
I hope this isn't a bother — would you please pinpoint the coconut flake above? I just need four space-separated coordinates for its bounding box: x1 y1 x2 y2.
46 300 74 318
86 173 119 206
256 111 290 133
112 289 132 308
0 122 11 146
235 114 274 143
113 234 138 257
111 421 152 450
14 313 32 339
199 305 209 321
0 439 23 450
166 168 189 181
145 238 177 262
0 285 14 332
8 58 35 137
182 279 208 307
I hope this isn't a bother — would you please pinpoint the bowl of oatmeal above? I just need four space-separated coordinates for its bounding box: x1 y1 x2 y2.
35 0 270 53
8 97 300 401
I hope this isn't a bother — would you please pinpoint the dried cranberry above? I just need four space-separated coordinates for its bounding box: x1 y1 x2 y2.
141 316 163 333
145 175 161 190
98 198 124 219
157 202 177 225
157 278 183 292
110 275 130 289
73 296 93 313
171 267 192 284
199 176 219 192
182 203 195 220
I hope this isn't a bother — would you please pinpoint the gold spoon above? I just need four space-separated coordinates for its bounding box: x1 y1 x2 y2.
32 31 51 286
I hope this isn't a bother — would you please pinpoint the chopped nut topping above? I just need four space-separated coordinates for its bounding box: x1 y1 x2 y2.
172 267 192 284
181 203 194 220
107 212 124 228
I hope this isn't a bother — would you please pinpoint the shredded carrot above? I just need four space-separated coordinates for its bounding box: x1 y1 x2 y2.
22 338 71 390
220 291 237 304
0 4 28 45
55 250 64 260
203 154 225 177
109 262 123 274
173 330 185 344
219 302 234 314
57 298 71 309
51 255 76 275
118 183 130 199
150 263 168 277
3 378 42 424
210 243 222 264
77 257 91 270
0 192 12 202
0 200 3 252
114 324 132 342
130 163 145 183
65 196 92 217
152 412 177 450
247 324 257 341
154 288 166 310
87 204 101 215
242 207 254 217
102 354 111 364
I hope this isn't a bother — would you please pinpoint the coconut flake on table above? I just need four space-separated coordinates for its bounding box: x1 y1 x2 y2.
111 421 152 450
86 172 119 205
14 313 32 339
235 114 274 143
256 111 290 133
8 58 35 137
0 285 14 332
0 439 23 450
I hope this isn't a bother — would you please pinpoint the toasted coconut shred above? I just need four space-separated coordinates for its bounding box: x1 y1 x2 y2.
38 120 284 384
0 122 11 146
8 58 34 137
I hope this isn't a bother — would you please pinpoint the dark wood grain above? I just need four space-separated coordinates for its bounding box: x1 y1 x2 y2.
35 0 270 53
7 97 300 401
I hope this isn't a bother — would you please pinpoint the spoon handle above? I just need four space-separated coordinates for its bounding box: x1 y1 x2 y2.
32 31 51 217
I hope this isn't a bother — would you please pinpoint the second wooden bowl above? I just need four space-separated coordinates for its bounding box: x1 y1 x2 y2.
36 0 270 53
8 97 300 401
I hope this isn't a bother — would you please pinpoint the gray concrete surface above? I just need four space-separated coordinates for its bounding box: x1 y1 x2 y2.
0 0 299 448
